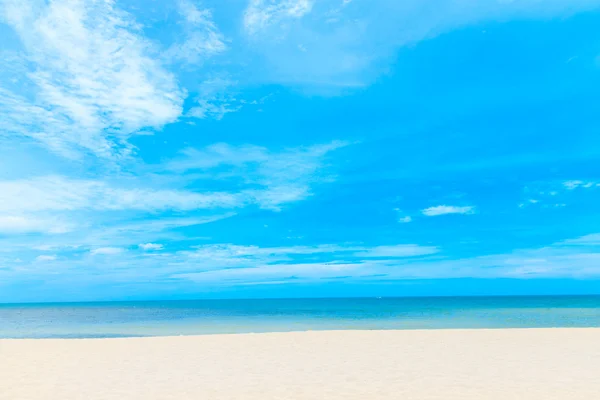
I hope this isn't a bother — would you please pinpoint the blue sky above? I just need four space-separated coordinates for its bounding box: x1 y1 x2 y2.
2 0 600 302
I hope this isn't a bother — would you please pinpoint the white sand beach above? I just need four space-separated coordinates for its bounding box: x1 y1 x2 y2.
2 328 600 400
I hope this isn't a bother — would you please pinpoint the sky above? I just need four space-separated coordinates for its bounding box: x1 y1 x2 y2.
1 0 600 303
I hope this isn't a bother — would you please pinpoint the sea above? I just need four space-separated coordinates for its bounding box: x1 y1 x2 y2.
1 296 600 339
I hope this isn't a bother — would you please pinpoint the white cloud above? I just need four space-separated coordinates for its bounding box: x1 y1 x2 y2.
0 0 184 159
0 215 72 234
422 205 475 217
563 180 598 190
139 243 164 251
164 0 227 65
90 247 124 256
244 0 313 35
35 254 57 262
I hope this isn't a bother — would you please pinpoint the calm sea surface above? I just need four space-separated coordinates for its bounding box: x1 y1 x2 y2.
1 296 600 338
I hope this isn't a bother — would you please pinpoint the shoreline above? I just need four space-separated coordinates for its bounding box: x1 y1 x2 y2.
3 325 600 340
3 328 600 399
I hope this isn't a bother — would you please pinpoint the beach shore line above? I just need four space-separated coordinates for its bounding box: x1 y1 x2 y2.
2 328 599 399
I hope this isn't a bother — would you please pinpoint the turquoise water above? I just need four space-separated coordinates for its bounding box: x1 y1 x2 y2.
1 296 600 338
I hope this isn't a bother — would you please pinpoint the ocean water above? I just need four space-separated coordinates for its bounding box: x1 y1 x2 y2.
1 296 600 339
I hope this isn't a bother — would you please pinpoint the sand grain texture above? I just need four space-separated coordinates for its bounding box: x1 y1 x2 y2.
2 329 600 400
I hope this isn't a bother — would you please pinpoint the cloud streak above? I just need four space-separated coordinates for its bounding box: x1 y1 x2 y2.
421 205 475 216
0 175 241 213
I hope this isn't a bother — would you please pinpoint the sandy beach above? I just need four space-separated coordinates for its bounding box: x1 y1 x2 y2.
2 328 599 400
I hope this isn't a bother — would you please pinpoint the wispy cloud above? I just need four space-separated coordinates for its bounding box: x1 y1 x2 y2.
185 242 435 262
0 0 184 159
409 235 600 279
181 243 350 269
170 242 439 282
164 0 227 65
421 205 475 216
176 233 600 284
186 77 241 120
168 140 349 210
5 230 600 297
0 240 439 292
0 176 241 213
0 140 344 220
166 234 600 285
0 214 233 257
0 139 346 264
244 0 313 35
